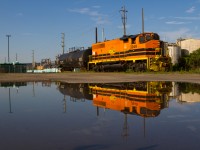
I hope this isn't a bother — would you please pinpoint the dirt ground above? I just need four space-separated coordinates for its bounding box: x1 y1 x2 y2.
0 72 200 83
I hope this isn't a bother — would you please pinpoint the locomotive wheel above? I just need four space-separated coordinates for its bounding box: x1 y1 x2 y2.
135 63 140 72
94 65 100 72
141 62 147 72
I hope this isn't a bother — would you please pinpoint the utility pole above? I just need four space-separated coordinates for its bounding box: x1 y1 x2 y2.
120 6 128 36
142 8 144 34
16 53 18 62
32 50 35 71
102 28 105 42
61 33 65 54
6 35 11 63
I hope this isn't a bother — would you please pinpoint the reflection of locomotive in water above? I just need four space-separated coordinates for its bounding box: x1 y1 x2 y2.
58 32 171 72
57 81 172 117
89 82 172 117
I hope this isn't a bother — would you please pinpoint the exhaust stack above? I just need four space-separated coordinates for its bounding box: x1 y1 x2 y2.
95 27 98 43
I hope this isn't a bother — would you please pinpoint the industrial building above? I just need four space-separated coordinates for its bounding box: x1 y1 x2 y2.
177 38 200 56
178 92 200 103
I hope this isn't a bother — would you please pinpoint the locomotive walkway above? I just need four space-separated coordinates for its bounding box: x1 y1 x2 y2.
0 72 200 84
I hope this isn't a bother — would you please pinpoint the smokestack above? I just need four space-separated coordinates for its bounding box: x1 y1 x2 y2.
95 27 98 43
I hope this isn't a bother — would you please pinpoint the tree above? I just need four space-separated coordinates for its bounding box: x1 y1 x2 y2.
178 56 190 71
188 48 200 70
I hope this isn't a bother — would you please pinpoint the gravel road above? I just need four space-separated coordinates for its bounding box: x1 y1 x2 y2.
0 72 200 83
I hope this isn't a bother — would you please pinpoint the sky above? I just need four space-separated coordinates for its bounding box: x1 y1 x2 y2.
0 0 200 63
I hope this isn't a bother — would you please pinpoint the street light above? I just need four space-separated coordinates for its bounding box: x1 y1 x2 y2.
6 35 11 63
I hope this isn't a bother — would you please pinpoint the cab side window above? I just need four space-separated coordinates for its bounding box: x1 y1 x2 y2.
131 38 136 44
139 36 145 43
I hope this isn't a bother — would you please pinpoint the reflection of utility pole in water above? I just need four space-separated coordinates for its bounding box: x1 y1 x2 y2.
96 106 99 116
63 95 66 113
8 88 13 113
122 113 129 140
143 100 147 138
32 82 35 97
143 117 146 138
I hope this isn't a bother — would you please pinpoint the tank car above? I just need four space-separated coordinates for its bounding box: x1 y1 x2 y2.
57 47 91 71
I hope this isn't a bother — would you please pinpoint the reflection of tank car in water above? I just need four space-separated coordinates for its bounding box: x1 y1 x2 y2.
89 81 172 117
58 82 93 100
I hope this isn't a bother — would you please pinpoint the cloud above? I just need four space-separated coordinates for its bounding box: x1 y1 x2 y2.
21 33 35 36
158 17 166 20
160 28 192 42
117 24 131 29
174 16 200 20
16 12 23 17
165 21 191 25
186 6 195 13
167 115 185 118
92 5 101 9
187 125 197 132
68 7 109 25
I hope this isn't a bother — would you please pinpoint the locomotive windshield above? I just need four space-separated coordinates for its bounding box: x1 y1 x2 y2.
153 33 160 40
139 33 160 43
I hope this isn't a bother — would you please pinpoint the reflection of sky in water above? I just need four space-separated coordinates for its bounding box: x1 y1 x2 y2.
0 82 200 150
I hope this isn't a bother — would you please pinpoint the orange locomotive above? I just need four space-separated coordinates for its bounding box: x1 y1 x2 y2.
88 32 171 72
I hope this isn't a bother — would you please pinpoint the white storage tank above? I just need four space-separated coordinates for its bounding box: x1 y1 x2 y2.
167 43 181 65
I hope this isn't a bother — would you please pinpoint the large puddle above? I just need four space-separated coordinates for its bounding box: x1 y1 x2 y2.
0 81 200 150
